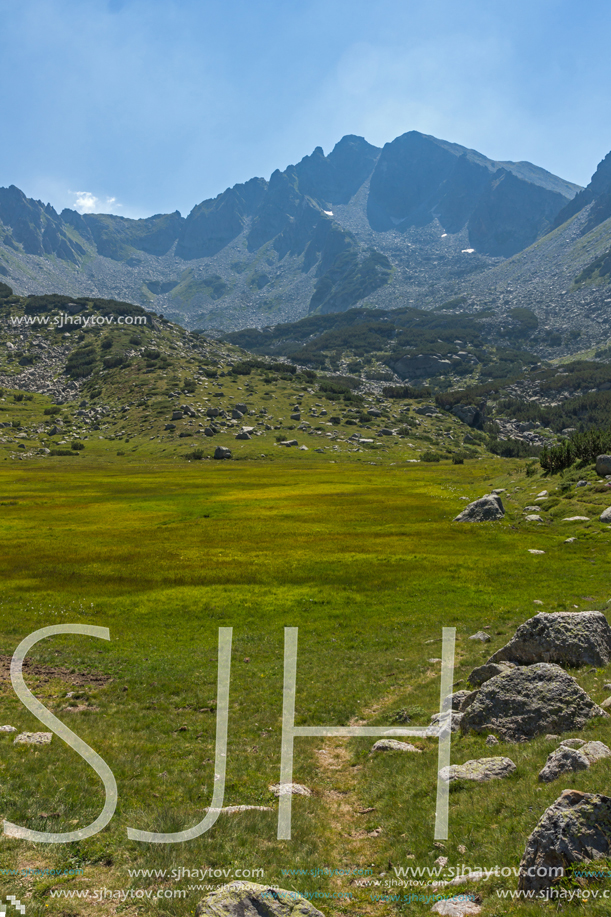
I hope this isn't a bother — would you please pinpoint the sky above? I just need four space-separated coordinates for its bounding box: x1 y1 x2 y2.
1 0 611 220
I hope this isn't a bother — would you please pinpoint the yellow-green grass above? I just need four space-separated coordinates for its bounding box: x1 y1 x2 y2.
1 459 611 915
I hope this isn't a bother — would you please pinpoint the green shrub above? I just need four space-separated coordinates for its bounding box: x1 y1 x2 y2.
71 441 85 451
44 407 61 416
421 451 442 462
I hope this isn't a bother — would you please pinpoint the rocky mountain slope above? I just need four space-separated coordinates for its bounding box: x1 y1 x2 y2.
0 131 581 332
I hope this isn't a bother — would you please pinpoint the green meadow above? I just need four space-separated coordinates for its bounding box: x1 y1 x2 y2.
1 456 611 915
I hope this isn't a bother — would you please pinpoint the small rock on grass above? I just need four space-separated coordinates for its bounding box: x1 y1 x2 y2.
268 783 311 797
14 732 52 745
469 632 490 643
196 882 325 917
439 756 516 783
528 549 545 554
485 735 499 747
560 738 585 748
538 741 611 782
372 739 422 753
431 896 481 915
0 725 17 733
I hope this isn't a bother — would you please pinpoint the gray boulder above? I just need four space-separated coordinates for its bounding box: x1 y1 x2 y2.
235 432 251 440
460 663 607 742
487 611 611 668
518 790 611 893
454 494 504 522
196 882 325 917
538 746 590 783
467 662 515 687
447 690 478 712
214 446 232 460
600 506 611 523
372 739 422 753
439 756 516 783
14 732 52 745
469 631 491 643
596 455 611 475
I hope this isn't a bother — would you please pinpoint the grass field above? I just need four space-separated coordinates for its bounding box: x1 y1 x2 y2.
2 456 611 915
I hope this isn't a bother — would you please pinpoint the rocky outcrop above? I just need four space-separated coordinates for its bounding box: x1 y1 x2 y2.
467 662 515 687
460 663 606 742
196 882 325 917
539 741 611 783
518 791 611 893
454 493 504 522
596 455 611 475
487 611 611 668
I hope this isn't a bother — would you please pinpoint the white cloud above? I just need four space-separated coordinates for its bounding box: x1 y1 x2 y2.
73 192 120 214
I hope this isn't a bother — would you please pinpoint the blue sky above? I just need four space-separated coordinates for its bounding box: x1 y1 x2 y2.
1 0 611 219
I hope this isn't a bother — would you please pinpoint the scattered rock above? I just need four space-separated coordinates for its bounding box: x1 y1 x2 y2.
214 446 232 460
544 734 560 741
14 732 52 745
600 507 611 523
469 631 490 643
235 432 251 440
602 696 611 709
372 739 422 753
538 745 590 782
448 690 478 712
460 663 607 742
518 790 611 893
582 740 611 764
596 455 611 476
431 894 481 915
485 735 499 747
528 549 545 554
279 440 298 447
563 516 590 522
269 783 311 797
196 882 325 917
439 756 516 783
487 611 611 668
565 537 576 543
454 493 504 523
525 514 543 522
467 662 515 687
171 410 183 420
536 490 548 498
203 805 273 815
0 725 17 733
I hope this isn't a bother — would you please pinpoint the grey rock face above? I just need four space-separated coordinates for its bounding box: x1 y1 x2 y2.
538 746 590 783
447 690 478 712
196 882 325 917
460 663 606 742
582 740 611 764
439 756 516 783
372 739 422 753
518 790 611 893
467 662 515 687
214 446 232 460
454 493 504 523
488 611 611 668
596 455 611 475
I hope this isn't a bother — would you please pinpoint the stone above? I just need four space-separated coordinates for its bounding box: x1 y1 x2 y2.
467 662 515 687
290 413 301 421
231 409 243 420
565 537 576 543
538 746 590 783
171 410 184 420
485 735 499 747
528 549 545 554
487 611 611 668
525 514 543 522
469 631 490 643
439 756 516 783
269 783 312 797
235 403 248 414
518 790 611 893
452 403 484 428
14 732 52 745
235 432 251 440
196 882 325 917
299 445 308 451
214 446 232 460
279 440 298 447
454 493 504 522
600 507 611 523
203 805 273 815
545 734 560 741
460 663 606 742
430 711 464 733
371 739 422 753
367 408 382 417
536 490 548 498
204 427 215 437
582 740 611 764
164 423 176 431
596 455 611 476
0 725 17 733
206 407 221 418
559 738 585 748
431 898 481 915
447 690 478 712
602 696 611 708
563 516 590 522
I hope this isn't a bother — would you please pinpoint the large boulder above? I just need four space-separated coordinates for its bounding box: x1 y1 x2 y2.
214 446 232 460
487 611 611 668
600 506 611 523
460 663 606 742
518 790 611 893
595 455 611 475
454 493 504 523
196 882 325 917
